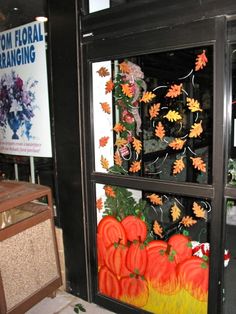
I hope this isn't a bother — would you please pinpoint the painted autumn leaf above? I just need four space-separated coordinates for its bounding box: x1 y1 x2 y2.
129 160 141 173
169 138 186 150
171 203 181 221
153 220 163 238
189 120 203 138
164 110 182 122
146 194 163 205
166 83 182 98
192 202 206 219
100 155 109 170
121 83 133 98
105 79 114 94
96 198 103 211
104 185 116 198
115 137 128 148
132 137 142 154
149 103 161 120
100 102 111 114
195 50 208 71
114 151 122 166
140 91 156 103
119 61 130 74
190 157 206 172
155 121 165 140
173 157 185 175
186 97 203 112
180 216 197 227
97 67 110 77
113 123 125 133
99 136 109 147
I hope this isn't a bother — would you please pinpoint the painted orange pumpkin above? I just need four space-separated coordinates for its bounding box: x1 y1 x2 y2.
145 240 179 294
98 266 121 299
105 243 130 278
97 233 106 269
121 215 147 242
168 233 192 264
126 241 147 276
177 256 209 301
97 216 127 248
120 275 149 307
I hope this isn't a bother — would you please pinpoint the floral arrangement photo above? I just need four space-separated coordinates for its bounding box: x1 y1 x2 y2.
0 71 38 140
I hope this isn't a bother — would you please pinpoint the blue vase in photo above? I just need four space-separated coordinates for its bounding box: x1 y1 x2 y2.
8 112 21 139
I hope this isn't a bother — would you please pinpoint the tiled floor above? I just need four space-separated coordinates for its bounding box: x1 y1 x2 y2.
26 290 115 314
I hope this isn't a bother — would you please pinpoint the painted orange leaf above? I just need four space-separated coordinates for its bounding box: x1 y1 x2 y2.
164 110 182 122
119 61 130 74
114 151 122 166
153 220 163 238
146 194 163 205
186 97 203 112
189 120 203 138
155 121 165 140
190 157 206 172
166 83 182 98
140 91 156 103
100 155 109 170
180 216 197 227
121 83 133 98
149 103 161 120
132 137 142 154
192 202 206 219
99 136 109 147
169 138 186 150
129 160 141 173
97 67 110 77
105 80 114 93
113 123 125 133
195 50 208 71
100 102 111 114
115 137 128 148
170 203 181 221
96 198 103 211
104 185 116 198
173 157 185 175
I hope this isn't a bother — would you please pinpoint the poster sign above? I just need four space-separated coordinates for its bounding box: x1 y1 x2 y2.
0 21 52 157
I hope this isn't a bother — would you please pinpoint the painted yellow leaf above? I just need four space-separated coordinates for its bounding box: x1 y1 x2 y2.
164 110 182 122
155 121 165 140
100 102 111 114
149 103 161 120
171 203 181 221
169 138 186 150
132 137 142 154
113 123 125 133
100 155 109 170
140 91 156 103
104 185 116 198
129 160 141 173
186 97 203 112
166 83 182 98
153 220 163 238
189 120 203 138
190 157 206 172
115 138 128 148
119 61 130 74
180 216 197 227
192 202 206 219
114 151 122 166
173 157 185 175
96 198 103 211
146 194 163 205
121 83 133 98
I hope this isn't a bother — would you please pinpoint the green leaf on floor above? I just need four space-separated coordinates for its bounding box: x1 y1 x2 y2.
74 303 86 313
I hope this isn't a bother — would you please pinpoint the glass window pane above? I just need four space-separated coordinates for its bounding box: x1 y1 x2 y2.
96 183 211 313
92 46 213 184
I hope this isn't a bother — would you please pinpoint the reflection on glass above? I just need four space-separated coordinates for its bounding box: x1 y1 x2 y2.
228 46 236 185
223 199 235 314
96 183 210 313
93 47 213 183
